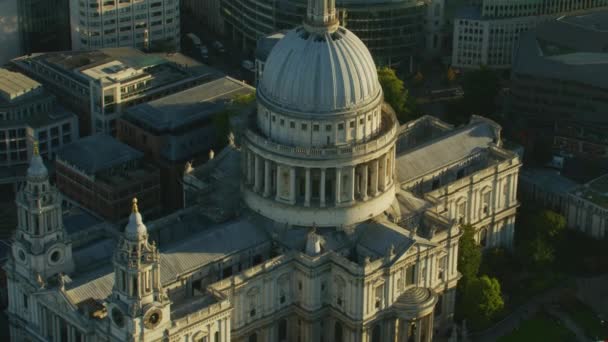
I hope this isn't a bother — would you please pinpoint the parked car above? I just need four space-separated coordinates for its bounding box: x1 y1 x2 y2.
212 41 225 53
200 45 209 60
241 60 255 72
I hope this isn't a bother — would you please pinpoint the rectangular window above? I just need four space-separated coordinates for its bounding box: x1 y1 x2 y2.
374 285 383 309
313 124 319 131
301 124 307 131
349 121 355 128
326 124 332 131
483 191 492 215
280 119 285 126
405 264 416 285
290 121 295 128
338 123 344 130
438 256 447 280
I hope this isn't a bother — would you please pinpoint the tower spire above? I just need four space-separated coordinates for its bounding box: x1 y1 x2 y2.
305 0 338 33
132 197 139 213
33 140 39 156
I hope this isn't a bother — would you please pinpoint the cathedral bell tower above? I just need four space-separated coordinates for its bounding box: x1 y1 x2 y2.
107 198 170 341
10 142 74 282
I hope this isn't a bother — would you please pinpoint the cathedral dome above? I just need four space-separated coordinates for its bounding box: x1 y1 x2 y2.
258 3 380 114
27 143 48 179
125 198 147 240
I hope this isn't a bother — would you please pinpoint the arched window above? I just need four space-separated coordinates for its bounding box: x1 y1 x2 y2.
279 319 288 342
479 227 488 247
371 324 381 342
334 322 343 342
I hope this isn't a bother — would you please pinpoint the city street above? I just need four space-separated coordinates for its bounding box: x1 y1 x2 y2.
180 11 254 84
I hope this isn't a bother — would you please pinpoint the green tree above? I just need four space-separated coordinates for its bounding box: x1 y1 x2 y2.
458 224 482 283
525 237 555 268
463 275 505 329
516 210 565 268
531 210 566 241
377 67 418 123
462 66 501 118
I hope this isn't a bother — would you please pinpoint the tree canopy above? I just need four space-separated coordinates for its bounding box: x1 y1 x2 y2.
462 275 504 329
458 224 482 283
516 209 566 269
377 67 418 123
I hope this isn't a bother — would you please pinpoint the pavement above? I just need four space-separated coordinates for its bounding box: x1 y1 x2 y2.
473 286 568 342
548 308 587 342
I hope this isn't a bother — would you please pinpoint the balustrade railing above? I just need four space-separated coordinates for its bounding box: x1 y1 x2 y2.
246 112 398 159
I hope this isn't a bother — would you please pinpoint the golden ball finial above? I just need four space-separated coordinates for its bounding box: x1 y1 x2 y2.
132 198 139 213
33 140 39 156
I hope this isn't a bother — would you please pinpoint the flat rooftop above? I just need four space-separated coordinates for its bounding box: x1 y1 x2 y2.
0 68 41 102
572 174 608 209
560 10 608 32
125 76 254 132
56 134 143 175
520 168 580 194
513 10 608 89
13 48 218 88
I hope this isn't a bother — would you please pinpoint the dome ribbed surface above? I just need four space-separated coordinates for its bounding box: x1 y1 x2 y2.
125 211 147 240
27 155 48 179
259 27 381 113
396 287 434 306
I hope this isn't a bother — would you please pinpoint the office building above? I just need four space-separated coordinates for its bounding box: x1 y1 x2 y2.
55 134 161 221
0 68 78 184
510 11 608 159
218 0 444 66
118 76 255 210
70 0 180 52
11 48 219 136
451 0 608 69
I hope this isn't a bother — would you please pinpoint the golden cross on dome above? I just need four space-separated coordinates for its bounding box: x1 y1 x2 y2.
132 198 139 213
33 140 39 156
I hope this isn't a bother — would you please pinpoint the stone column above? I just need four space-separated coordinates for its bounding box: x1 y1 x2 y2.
361 163 369 200
276 164 283 201
305 168 311 207
349 166 356 202
264 160 271 197
335 167 342 205
289 166 297 205
371 160 379 196
254 154 262 192
320 168 326 207
379 154 387 191
246 150 254 185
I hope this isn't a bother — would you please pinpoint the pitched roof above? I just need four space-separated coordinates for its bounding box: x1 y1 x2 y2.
56 134 143 174
357 220 415 257
396 122 496 183
64 215 270 305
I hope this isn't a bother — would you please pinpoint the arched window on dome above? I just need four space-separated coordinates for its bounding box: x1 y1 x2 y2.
334 322 343 342
371 324 381 342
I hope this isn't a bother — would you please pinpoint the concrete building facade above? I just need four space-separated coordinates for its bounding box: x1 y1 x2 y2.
5 0 521 341
510 11 608 159
0 68 78 184
11 48 217 136
451 0 608 69
219 0 444 66
70 0 180 52
55 134 161 221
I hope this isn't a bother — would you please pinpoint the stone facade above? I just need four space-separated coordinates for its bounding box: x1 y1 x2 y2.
5 0 521 341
